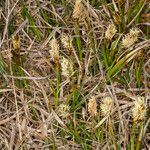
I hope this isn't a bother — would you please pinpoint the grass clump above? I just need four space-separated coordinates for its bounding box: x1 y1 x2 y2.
0 0 149 149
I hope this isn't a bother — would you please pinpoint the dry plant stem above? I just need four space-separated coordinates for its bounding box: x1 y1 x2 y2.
0 0 19 48
94 114 110 130
0 110 23 126
5 74 52 80
86 12 95 53
107 85 126 146
112 0 118 12
0 0 149 149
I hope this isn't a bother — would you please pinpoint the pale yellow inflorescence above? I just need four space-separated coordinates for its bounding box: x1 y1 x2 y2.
73 0 83 19
101 97 113 116
122 28 139 48
88 97 97 117
58 104 70 118
132 96 147 122
61 57 74 78
105 24 117 40
49 38 59 63
61 33 73 49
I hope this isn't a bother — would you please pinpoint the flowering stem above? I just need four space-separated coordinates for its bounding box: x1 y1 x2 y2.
102 41 109 70
109 117 117 150
136 123 144 150
54 64 61 107
136 137 141 150
135 61 143 88
75 21 82 61
86 14 96 53
131 122 136 150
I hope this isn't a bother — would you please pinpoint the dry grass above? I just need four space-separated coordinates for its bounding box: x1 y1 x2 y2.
0 0 150 149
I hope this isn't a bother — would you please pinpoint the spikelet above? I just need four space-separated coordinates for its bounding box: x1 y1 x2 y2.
132 96 147 123
105 24 117 40
11 34 22 65
101 97 113 116
73 0 83 19
122 28 139 48
61 57 73 78
49 38 59 65
88 97 97 117
12 34 20 53
58 104 70 118
113 12 121 25
61 33 73 49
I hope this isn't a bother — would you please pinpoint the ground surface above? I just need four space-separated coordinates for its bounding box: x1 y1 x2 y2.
0 0 150 150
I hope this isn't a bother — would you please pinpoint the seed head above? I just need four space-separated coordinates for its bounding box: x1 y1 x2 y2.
101 97 113 116
73 0 83 19
61 57 74 78
88 97 97 117
132 96 147 123
122 28 139 48
58 104 70 119
113 12 121 24
12 34 20 53
105 24 117 40
49 38 59 64
61 33 73 49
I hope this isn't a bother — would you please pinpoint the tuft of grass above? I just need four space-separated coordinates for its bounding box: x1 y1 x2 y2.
21 1 42 40
0 0 149 149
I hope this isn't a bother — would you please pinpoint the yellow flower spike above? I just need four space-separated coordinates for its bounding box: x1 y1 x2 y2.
105 24 117 40
122 28 140 48
58 104 70 119
101 97 113 116
132 96 147 123
61 57 74 78
61 33 73 50
73 0 83 20
88 97 97 117
12 34 20 54
49 38 59 65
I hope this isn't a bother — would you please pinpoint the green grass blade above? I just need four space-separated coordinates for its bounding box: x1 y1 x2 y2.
22 4 42 40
